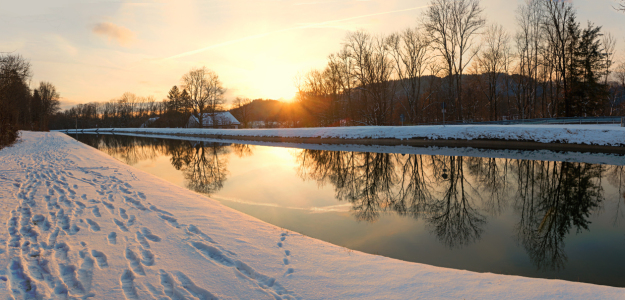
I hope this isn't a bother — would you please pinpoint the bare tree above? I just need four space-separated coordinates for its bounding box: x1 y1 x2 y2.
515 0 543 119
182 67 226 128
388 27 431 123
616 0 625 12
0 54 32 142
327 52 351 124
345 30 374 124
232 97 251 127
610 62 625 115
602 33 617 116
614 62 625 91
475 24 510 121
541 0 575 117
602 33 617 86
423 0 486 121
36 82 61 130
204 71 226 127
331 47 356 123
345 31 396 125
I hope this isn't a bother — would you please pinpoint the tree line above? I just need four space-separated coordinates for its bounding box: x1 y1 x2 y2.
0 54 61 147
50 66 227 130
294 0 625 126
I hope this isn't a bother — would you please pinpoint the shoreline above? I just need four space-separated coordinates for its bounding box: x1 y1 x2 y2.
58 124 625 154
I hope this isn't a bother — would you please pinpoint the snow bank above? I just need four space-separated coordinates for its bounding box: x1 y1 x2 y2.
60 124 625 147
0 131 623 299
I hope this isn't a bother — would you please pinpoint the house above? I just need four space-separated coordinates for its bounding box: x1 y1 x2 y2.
187 112 241 129
140 117 159 128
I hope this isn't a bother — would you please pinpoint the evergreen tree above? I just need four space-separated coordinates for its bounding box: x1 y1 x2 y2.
31 89 43 130
166 85 181 113
566 21 606 116
180 89 192 115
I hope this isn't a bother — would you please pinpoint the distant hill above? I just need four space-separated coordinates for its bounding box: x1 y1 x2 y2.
230 99 295 127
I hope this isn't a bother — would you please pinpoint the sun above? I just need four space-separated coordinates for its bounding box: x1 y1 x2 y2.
250 66 298 101
260 85 297 102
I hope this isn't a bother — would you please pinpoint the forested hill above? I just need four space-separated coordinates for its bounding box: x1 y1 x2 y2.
229 99 300 128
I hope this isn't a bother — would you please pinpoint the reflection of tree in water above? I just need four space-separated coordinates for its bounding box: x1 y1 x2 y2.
231 143 254 158
169 140 194 170
394 154 432 218
74 134 165 165
81 135 238 195
513 161 604 270
297 150 398 222
466 157 511 216
296 150 486 248
428 156 485 248
296 149 613 267
184 142 230 194
607 166 625 225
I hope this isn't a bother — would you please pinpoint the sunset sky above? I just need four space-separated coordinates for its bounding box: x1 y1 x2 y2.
2 0 624 109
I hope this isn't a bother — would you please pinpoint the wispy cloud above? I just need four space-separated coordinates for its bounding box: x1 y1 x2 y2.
92 22 136 46
164 4 430 60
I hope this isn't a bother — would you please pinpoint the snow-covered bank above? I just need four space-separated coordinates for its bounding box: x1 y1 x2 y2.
59 124 625 146
84 131 625 166
1 132 623 299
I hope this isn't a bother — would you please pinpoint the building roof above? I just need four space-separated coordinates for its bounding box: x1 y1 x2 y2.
188 112 240 127
140 117 159 128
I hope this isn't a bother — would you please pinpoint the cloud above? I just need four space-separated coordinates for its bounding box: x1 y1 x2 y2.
92 22 135 46
59 98 83 110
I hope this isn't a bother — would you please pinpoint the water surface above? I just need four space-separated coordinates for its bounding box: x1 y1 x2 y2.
70 133 625 287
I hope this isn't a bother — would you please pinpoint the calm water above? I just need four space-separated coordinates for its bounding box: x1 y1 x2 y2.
70 133 625 287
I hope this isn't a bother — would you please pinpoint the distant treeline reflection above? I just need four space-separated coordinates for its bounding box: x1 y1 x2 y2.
76 134 252 194
76 134 625 271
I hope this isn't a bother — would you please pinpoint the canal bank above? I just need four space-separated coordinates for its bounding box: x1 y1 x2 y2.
58 124 625 154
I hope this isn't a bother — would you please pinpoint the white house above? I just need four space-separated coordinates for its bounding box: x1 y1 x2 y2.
187 112 241 129
140 117 159 128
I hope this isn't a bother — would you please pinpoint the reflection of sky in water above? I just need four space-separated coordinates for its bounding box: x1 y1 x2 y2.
133 146 344 211
71 134 625 287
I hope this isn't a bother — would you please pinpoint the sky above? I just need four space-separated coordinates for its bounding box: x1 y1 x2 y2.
1 0 624 109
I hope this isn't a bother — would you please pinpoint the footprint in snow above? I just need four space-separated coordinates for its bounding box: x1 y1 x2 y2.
113 219 128 232
92 250 109 268
108 232 117 245
279 232 295 277
135 232 150 249
85 219 100 232
125 247 145 276
141 228 161 242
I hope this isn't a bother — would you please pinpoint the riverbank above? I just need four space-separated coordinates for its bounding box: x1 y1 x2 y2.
1 131 623 299
58 124 625 153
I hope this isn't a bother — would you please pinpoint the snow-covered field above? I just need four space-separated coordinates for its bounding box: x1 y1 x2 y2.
60 124 625 146
1 131 623 299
